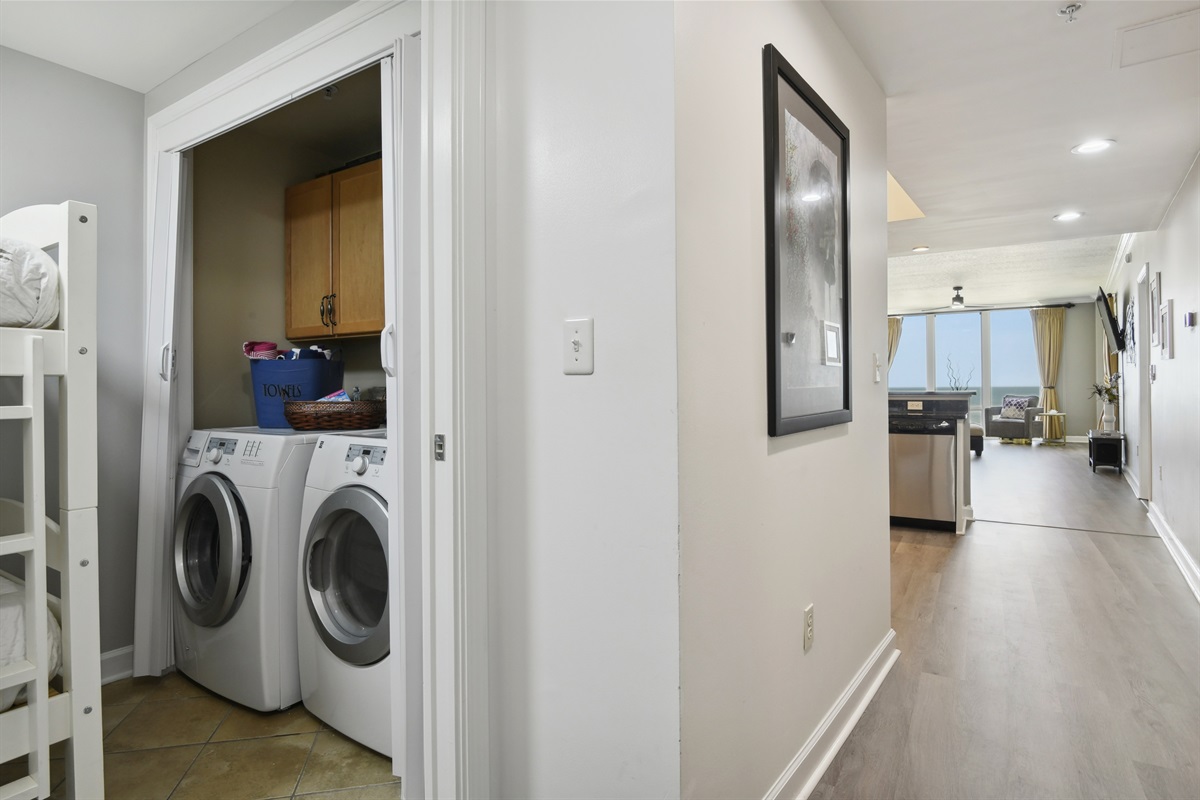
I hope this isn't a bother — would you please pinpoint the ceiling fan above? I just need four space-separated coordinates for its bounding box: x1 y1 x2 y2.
917 286 996 313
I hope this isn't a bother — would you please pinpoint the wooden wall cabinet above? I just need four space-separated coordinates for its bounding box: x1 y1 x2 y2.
285 159 384 340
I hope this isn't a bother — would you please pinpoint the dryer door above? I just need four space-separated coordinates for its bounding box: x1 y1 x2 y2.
303 486 389 666
173 473 252 627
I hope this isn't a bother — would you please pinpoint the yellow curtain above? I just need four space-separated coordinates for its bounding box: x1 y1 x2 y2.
1030 307 1065 440
887 317 903 368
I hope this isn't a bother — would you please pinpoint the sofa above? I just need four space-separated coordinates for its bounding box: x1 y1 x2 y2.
984 395 1044 442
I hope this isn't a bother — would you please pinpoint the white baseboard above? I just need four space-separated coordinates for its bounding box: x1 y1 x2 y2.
763 629 900 800
101 645 134 685
1148 503 1200 604
1124 468 1141 499
1065 435 1088 443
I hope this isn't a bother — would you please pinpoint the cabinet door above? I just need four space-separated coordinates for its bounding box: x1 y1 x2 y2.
331 160 385 337
285 174 333 340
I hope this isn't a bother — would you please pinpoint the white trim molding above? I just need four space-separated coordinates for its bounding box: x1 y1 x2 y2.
100 646 134 685
1123 468 1142 500
423 0 491 795
763 630 900 800
1149 503 1200 603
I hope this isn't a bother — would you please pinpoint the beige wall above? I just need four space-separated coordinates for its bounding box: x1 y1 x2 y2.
192 128 384 429
676 3 891 797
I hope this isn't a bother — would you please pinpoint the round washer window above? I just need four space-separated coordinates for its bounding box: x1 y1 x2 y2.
173 473 252 628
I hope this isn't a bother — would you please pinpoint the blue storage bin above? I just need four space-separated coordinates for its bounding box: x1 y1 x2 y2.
250 358 344 428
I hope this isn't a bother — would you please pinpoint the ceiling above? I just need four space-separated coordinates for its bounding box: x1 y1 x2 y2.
825 0 1200 313
2 0 1197 315
0 1 296 93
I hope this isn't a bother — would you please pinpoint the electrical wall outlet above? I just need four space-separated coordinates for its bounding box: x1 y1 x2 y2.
803 604 814 653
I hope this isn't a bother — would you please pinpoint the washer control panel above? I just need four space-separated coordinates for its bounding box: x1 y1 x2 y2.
204 437 240 465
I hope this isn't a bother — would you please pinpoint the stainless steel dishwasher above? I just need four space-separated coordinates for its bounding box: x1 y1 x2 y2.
889 416 957 530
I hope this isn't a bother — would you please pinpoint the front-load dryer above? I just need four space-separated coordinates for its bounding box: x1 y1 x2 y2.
173 427 321 711
297 431 391 755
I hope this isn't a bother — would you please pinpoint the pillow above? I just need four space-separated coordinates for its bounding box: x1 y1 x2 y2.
0 236 60 328
999 395 1029 419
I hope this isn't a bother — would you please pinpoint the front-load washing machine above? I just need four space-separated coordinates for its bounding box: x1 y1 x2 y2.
297 431 392 755
173 427 321 711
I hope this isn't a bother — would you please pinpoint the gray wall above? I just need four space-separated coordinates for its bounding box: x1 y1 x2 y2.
1058 302 1100 437
0 47 145 654
488 2 682 794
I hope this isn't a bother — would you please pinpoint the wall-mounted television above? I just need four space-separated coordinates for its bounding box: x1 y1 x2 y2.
1096 288 1125 353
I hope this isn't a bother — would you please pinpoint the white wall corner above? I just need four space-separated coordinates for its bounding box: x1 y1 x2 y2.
763 630 900 800
101 645 135 685
1148 503 1200 604
1123 467 1142 500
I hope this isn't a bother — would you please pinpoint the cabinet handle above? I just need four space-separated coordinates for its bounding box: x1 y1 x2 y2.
328 293 337 327
320 295 329 327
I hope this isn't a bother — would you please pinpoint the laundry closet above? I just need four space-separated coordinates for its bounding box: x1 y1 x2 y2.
190 66 386 429
134 13 425 786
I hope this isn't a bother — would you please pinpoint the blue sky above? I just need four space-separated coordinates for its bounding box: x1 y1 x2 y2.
889 310 1039 389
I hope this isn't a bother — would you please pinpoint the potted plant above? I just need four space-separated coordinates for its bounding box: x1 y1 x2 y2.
1089 373 1121 431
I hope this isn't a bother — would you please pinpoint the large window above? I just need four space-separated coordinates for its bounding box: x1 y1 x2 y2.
935 313 982 422
889 310 1042 426
887 315 926 393
989 309 1040 406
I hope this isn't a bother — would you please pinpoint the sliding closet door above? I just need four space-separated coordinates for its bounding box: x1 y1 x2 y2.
380 39 426 792
133 150 189 676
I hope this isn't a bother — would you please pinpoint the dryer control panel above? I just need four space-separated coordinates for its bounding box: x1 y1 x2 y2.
346 444 387 465
345 443 386 478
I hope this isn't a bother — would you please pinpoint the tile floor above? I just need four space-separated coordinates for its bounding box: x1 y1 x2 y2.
2 671 400 799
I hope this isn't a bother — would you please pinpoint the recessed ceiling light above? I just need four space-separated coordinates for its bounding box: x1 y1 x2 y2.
1071 139 1115 155
800 192 821 202
1053 211 1083 222
912 245 930 253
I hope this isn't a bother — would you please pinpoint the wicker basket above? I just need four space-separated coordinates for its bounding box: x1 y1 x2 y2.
283 400 386 431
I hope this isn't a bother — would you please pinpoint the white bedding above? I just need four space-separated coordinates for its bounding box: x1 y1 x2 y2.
0 573 63 712
0 236 60 328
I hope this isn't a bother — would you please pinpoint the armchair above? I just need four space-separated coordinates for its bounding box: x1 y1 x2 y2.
984 395 1044 442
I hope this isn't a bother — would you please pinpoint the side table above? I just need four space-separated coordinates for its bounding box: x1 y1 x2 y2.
1088 430 1124 474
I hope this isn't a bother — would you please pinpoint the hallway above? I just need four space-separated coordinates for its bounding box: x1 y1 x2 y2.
814 446 1200 799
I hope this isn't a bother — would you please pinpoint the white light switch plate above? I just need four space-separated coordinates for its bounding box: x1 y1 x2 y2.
564 318 594 375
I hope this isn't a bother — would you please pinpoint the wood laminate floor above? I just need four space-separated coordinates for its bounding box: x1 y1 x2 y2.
815 446 1199 800
971 440 1156 536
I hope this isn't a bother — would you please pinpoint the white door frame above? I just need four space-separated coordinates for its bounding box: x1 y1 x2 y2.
422 1 491 795
133 3 490 796
1136 264 1153 499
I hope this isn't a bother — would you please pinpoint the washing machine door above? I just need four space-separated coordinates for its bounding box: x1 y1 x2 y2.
303 486 389 666
173 473 252 627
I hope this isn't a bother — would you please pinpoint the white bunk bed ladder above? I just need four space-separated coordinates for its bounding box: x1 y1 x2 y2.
0 336 51 800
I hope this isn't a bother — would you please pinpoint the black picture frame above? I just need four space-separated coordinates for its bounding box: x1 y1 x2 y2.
763 43 852 436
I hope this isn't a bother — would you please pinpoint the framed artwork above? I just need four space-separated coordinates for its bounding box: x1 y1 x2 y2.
763 43 852 436
1124 299 1136 364
1149 271 1161 345
1160 299 1174 359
